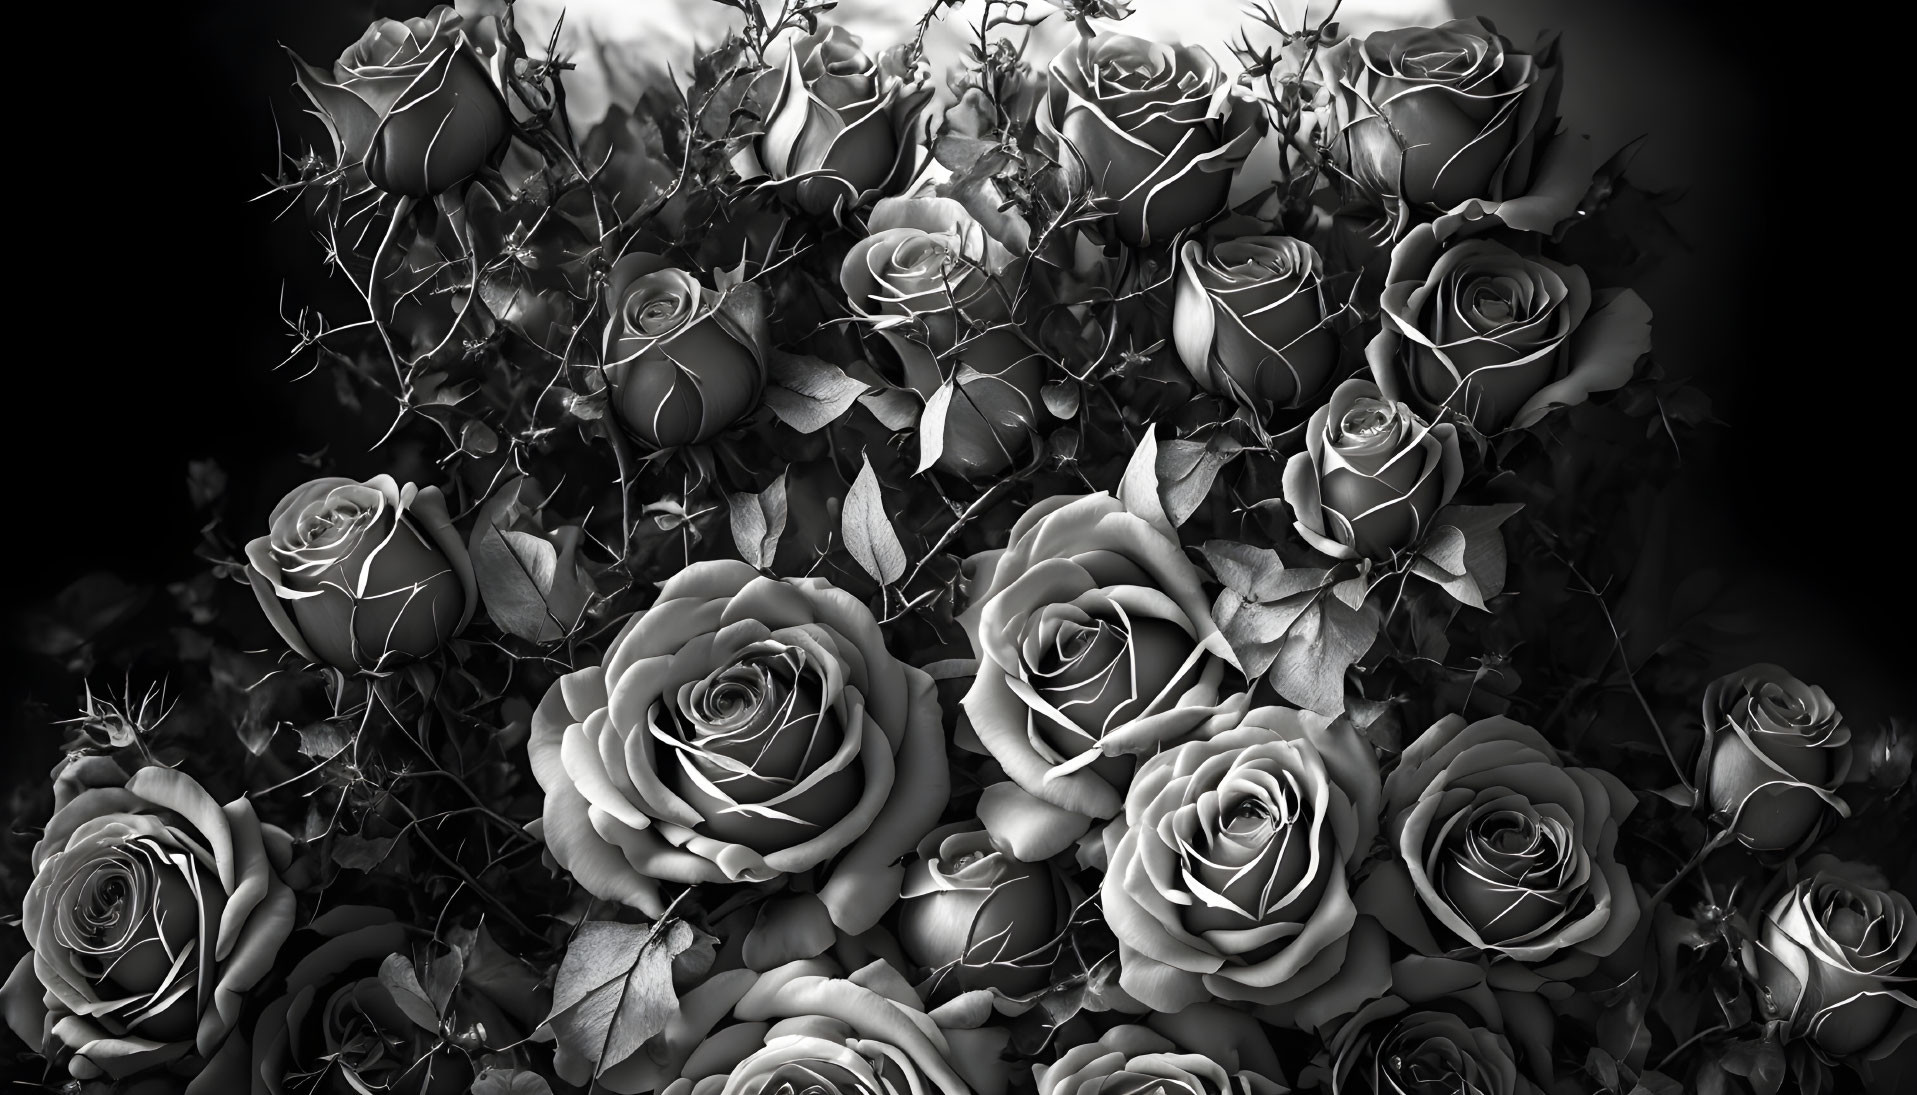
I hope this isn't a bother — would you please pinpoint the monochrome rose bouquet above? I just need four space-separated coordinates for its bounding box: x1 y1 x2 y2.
4 2 1911 1095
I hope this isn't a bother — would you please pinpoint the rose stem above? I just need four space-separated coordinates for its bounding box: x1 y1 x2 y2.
1644 829 1734 914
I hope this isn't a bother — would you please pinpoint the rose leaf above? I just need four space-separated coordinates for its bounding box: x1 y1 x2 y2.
379 953 444 1032
915 382 956 475
1202 540 1329 603
1116 426 1175 537
1268 594 1381 717
765 352 871 434
841 454 907 586
859 386 922 431
472 1068 555 1095
545 918 708 1086
1718 1037 1786 1095
1157 435 1244 527
1041 380 1080 419
296 720 352 760
933 133 1008 175
422 947 464 1016
452 921 552 1032
330 833 395 872
1214 594 1312 679
1418 503 1523 609
472 525 567 643
727 470 789 570
460 419 500 456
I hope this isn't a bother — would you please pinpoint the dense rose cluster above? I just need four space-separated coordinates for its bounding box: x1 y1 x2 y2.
11 4 1907 1095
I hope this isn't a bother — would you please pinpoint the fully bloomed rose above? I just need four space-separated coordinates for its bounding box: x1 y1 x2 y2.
1282 379 1462 562
897 822 1067 1003
2 759 294 1093
659 958 1011 1095
1100 708 1386 1023
249 909 547 1095
1370 225 1653 432
841 197 1045 478
1311 19 1575 232
1319 955 1548 1095
1694 663 1851 852
288 5 509 198
603 253 770 450
1747 857 1915 1060
1173 236 1341 417
1037 1006 1288 1095
245 474 477 672
1358 715 1640 989
958 492 1249 862
736 27 934 218
1037 34 1262 248
528 560 946 931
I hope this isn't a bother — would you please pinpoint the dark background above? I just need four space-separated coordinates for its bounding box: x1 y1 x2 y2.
6 0 1908 833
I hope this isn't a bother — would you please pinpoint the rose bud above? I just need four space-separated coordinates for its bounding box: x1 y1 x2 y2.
1748 856 1916 1060
898 822 1064 1002
602 253 769 450
735 26 935 218
1311 19 1567 223
288 5 510 198
1370 225 1653 433
1282 379 1462 561
246 475 477 672
1037 33 1263 248
1694 663 1851 852
842 196 1045 478
1173 236 1340 416
1 758 294 1093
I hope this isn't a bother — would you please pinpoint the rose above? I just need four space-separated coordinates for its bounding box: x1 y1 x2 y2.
1320 956 1546 1095
958 492 1250 862
1282 379 1462 561
288 5 509 198
1037 34 1262 247
1693 663 1851 852
1310 19 1569 227
1 758 294 1093
602 253 770 450
245 474 476 672
842 197 1045 478
1748 857 1916 1059
1358 715 1640 987
660 958 1011 1095
249 909 547 1095
1173 236 1341 415
1036 1006 1287 1095
1099 708 1386 1022
1369 225 1653 432
528 560 946 931
735 27 934 218
897 822 1066 1003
